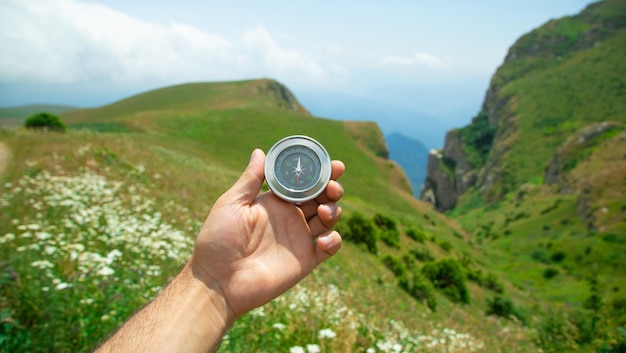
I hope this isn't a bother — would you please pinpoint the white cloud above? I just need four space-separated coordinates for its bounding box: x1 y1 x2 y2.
0 0 332 85
241 26 326 81
380 52 446 70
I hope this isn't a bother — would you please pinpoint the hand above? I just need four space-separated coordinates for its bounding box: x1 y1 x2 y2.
190 148 345 321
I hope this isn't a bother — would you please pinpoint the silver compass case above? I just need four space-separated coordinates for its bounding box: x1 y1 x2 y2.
264 135 332 204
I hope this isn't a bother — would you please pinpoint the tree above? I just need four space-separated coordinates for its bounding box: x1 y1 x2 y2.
24 112 66 132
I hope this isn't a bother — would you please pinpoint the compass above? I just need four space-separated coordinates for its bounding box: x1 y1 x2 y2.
264 135 332 204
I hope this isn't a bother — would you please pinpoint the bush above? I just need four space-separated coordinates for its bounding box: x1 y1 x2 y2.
484 272 504 293
405 227 426 243
409 247 434 262
408 270 438 311
381 255 407 279
551 250 566 262
24 112 66 132
466 267 484 285
439 240 453 252
543 267 560 279
343 212 378 254
531 248 551 264
373 213 400 248
486 295 515 318
422 259 470 304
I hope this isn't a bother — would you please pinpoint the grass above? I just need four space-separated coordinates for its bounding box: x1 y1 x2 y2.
491 27 626 196
1 66 623 351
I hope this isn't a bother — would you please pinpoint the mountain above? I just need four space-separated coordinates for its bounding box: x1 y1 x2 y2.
420 1 626 350
385 132 429 197
6 78 532 352
422 0 626 218
2 2 626 347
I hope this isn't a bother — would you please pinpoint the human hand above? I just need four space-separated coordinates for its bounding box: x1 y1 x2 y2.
190 148 345 322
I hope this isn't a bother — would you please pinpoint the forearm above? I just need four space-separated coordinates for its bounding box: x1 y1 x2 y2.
95 263 233 353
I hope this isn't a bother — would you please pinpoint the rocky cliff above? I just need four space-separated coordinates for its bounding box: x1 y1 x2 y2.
421 0 626 213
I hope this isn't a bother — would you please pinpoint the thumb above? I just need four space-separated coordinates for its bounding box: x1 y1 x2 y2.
225 149 266 204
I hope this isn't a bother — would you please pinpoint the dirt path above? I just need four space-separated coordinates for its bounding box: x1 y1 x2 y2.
0 142 9 178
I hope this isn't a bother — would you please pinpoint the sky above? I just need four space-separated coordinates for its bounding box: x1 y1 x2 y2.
0 0 594 147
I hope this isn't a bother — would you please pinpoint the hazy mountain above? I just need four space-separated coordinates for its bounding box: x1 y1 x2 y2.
385 132 429 197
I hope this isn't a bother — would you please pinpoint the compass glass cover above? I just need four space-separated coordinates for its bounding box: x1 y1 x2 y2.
275 146 321 191
264 135 332 203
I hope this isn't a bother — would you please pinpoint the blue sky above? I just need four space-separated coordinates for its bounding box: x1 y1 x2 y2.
0 0 594 147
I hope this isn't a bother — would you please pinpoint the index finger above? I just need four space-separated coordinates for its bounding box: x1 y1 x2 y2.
300 160 345 219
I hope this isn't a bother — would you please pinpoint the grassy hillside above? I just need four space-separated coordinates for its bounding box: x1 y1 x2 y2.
0 104 76 119
0 104 76 129
441 2 626 351
0 79 546 352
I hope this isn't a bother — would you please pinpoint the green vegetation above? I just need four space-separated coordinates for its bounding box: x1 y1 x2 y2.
374 213 400 248
421 259 469 304
458 112 496 168
4 4 626 346
24 112 66 132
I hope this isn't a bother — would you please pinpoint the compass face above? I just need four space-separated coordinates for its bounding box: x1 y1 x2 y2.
275 147 321 191
264 135 332 204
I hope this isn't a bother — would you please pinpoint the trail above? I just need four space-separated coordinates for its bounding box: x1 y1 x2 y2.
0 142 9 178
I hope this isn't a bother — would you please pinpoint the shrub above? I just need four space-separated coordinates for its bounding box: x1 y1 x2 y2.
486 295 515 318
439 240 453 252
551 250 566 263
543 267 560 279
421 259 470 304
381 255 407 279
405 227 426 243
484 272 504 293
466 267 484 285
409 247 434 262
532 248 551 264
408 270 438 311
373 213 400 248
343 212 378 254
24 112 66 132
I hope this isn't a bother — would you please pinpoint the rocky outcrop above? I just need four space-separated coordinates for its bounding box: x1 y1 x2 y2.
257 80 311 116
544 122 624 230
421 0 626 211
420 130 477 210
545 122 621 188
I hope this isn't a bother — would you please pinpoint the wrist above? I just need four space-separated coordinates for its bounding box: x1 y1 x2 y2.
186 258 238 328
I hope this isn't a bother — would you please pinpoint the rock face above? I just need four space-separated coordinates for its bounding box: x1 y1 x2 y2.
544 122 625 230
421 0 626 211
421 130 476 210
257 80 311 116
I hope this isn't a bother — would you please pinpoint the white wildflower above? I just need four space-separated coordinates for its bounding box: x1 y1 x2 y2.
97 266 115 277
250 307 265 317
306 344 321 353
31 260 54 269
273 323 286 330
319 328 337 339
55 282 71 290
0 233 15 244
289 346 305 353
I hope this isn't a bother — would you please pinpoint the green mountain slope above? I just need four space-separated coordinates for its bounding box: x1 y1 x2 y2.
1 79 546 352
421 1 626 351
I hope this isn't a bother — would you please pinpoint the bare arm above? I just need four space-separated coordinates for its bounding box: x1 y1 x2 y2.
95 149 345 352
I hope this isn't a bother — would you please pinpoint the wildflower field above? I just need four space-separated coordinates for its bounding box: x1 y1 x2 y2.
0 134 545 352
